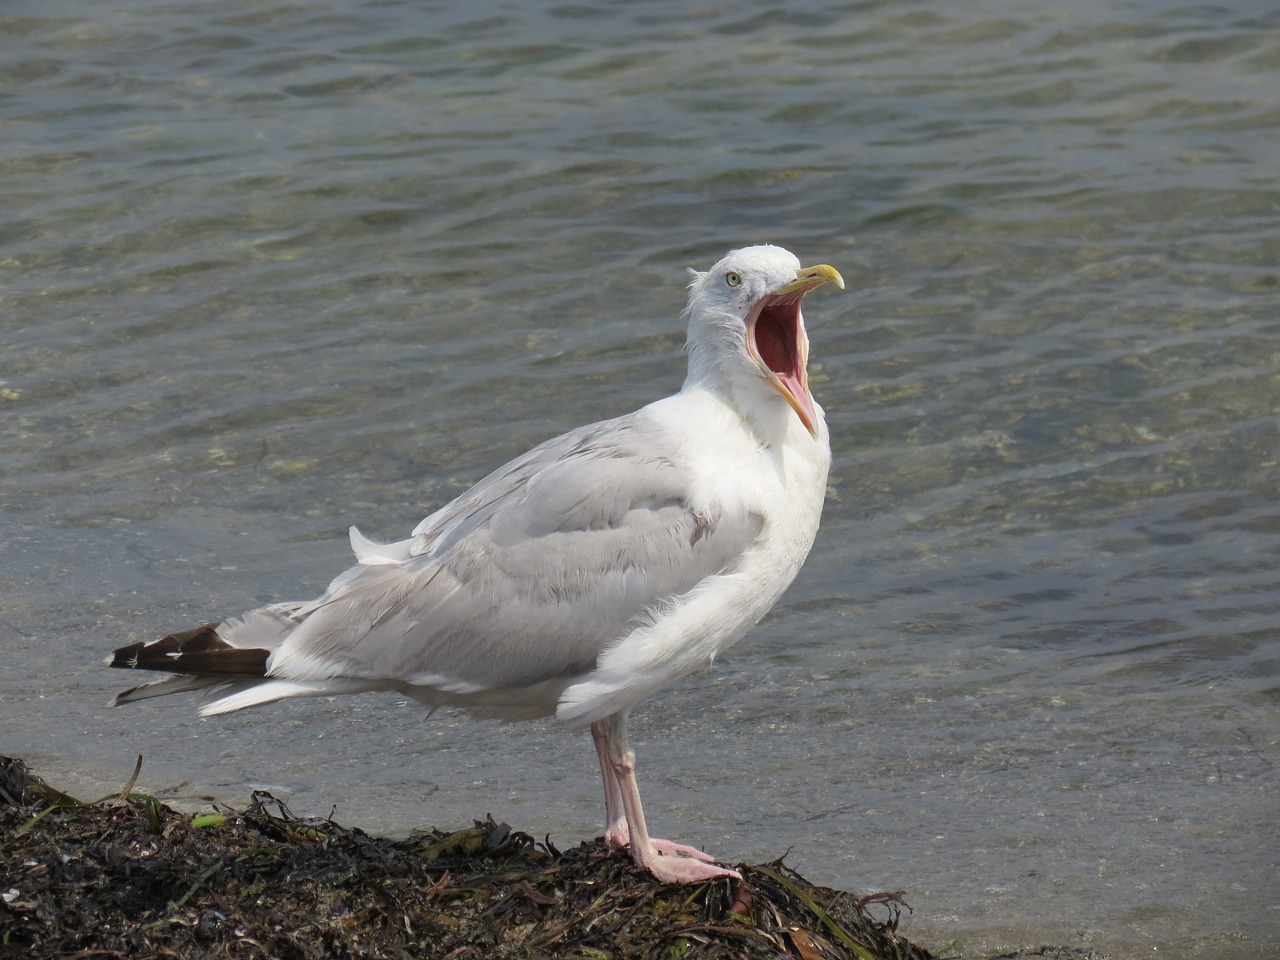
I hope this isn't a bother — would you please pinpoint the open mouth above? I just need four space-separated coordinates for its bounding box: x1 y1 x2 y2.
744 264 842 437
747 296 814 433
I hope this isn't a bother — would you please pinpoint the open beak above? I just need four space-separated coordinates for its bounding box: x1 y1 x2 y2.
745 263 844 437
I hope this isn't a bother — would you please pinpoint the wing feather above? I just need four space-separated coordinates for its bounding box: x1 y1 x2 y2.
265 412 763 699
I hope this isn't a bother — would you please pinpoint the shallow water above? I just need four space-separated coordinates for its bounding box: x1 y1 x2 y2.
2 2 1277 956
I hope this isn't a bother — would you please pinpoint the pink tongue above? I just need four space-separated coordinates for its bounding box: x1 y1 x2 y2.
779 372 817 427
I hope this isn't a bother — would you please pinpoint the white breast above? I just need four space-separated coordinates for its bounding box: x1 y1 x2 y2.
555 387 830 726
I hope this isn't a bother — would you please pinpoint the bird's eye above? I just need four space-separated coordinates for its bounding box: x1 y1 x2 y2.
725 271 742 287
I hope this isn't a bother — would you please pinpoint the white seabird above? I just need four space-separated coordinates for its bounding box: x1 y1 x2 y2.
109 244 844 884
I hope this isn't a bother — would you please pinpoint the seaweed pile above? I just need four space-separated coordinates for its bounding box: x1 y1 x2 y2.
1 756 936 959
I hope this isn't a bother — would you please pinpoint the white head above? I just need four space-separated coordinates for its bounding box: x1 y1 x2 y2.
683 244 844 439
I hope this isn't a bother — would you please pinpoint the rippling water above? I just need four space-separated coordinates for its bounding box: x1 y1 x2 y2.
3 2 1277 957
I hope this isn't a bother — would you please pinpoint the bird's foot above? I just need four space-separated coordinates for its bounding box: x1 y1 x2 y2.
638 844 742 885
602 822 631 851
603 824 716 864
650 837 716 862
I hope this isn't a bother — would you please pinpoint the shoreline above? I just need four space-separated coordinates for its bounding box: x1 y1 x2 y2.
0 757 1100 959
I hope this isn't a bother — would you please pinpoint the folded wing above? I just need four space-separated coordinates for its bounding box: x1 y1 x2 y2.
113 412 764 719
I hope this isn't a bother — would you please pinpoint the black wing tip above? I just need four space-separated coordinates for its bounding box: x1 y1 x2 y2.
108 641 147 669
108 622 269 678
109 622 221 670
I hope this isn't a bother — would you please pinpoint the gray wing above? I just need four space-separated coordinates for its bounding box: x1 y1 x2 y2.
264 412 764 692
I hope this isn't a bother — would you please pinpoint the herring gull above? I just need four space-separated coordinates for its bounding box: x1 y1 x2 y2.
109 244 844 884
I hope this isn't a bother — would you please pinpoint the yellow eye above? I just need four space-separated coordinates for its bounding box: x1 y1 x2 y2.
725 271 742 287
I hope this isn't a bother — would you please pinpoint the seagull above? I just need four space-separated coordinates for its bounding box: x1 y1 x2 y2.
109 244 843 884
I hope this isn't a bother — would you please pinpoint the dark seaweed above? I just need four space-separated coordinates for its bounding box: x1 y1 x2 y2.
0 758 1097 959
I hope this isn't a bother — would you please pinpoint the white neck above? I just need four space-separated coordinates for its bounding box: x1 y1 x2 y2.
683 355 817 452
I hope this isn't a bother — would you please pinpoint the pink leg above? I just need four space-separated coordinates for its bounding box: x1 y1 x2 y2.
591 720 629 850
592 713 740 884
592 720 712 860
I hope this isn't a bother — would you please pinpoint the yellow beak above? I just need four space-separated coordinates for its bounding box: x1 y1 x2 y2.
778 263 845 298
